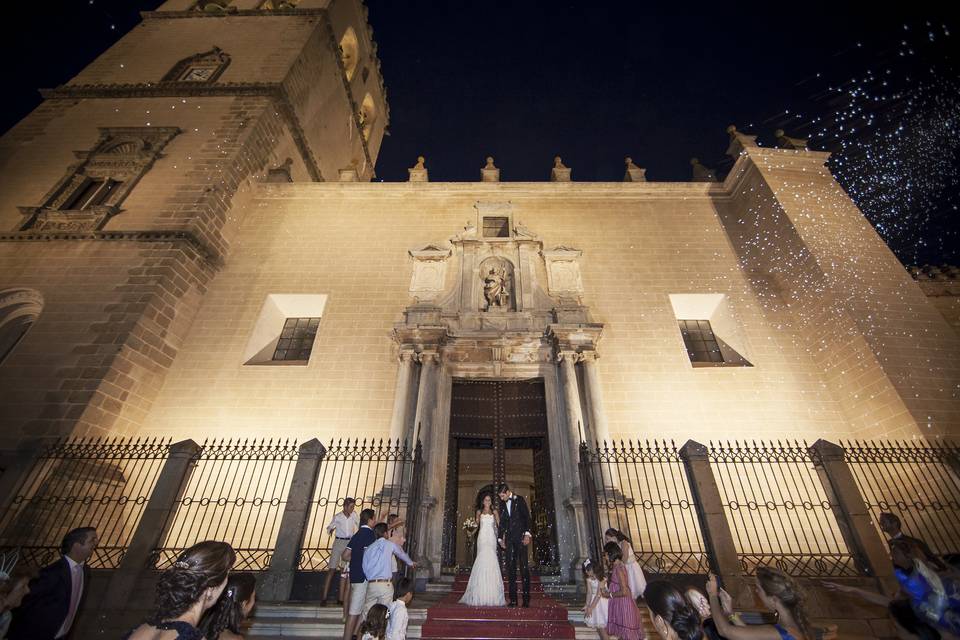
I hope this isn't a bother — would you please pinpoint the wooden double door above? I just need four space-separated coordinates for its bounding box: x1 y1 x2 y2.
441 379 560 573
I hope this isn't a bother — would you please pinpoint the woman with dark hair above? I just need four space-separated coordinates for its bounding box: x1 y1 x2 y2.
359 603 389 640
604 541 645 640
643 581 704 640
200 572 256 639
605 528 647 599
0 562 38 638
706 569 811 640
124 540 236 640
458 491 505 606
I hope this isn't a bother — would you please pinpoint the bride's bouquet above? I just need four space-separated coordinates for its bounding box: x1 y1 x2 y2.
462 517 478 534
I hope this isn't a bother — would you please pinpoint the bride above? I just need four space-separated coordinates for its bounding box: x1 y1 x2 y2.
459 492 506 606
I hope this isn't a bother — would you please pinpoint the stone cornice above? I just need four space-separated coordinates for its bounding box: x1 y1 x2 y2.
255 180 728 200
42 82 323 182
141 9 327 19
0 230 220 266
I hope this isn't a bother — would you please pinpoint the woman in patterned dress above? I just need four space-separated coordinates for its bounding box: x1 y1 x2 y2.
604 541 644 640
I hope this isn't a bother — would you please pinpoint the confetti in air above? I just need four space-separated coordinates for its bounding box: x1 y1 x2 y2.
768 20 959 266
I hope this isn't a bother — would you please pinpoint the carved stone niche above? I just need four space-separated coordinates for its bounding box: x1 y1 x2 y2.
408 244 452 303
478 256 515 312
541 246 584 304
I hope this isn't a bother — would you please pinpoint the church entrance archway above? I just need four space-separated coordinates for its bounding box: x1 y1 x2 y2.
440 379 560 574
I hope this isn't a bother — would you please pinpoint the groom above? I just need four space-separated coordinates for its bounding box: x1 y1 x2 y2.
497 483 532 607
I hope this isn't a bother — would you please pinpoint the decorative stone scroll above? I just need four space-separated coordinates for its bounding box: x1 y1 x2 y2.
541 246 584 301
408 244 452 302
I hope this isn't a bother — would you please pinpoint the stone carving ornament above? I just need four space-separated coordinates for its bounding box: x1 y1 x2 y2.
482 264 511 310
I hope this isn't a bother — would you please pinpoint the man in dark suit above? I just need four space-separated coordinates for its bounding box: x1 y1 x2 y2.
8 526 98 640
497 483 532 607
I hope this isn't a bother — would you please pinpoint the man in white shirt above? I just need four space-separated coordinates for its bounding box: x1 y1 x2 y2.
322 497 358 605
386 576 414 640
8 526 99 640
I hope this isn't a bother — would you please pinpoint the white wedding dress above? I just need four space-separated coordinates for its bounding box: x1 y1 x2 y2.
458 513 506 606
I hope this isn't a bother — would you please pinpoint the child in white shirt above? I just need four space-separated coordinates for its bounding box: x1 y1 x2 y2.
386 576 414 640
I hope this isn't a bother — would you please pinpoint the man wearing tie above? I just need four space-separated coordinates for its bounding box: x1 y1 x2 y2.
8 526 98 640
497 483 532 608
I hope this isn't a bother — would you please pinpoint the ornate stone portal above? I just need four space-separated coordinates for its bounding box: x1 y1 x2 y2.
391 202 612 580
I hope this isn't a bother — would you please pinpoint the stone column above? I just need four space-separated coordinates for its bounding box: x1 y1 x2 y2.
388 351 417 444
558 350 586 462
580 351 616 491
259 439 326 601
809 439 898 594
101 439 200 614
679 440 744 599
412 351 439 446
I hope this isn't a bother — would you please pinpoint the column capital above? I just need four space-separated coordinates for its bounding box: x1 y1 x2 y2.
579 350 600 363
398 350 417 363
557 349 583 363
417 350 441 365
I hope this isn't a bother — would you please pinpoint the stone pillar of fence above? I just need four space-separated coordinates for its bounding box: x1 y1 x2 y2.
0 438 43 514
809 439 898 594
100 439 200 619
679 440 744 598
260 438 326 601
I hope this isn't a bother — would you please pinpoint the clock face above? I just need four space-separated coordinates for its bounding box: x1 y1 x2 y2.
183 67 215 81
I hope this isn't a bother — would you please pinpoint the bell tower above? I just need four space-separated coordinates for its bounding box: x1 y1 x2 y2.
0 0 388 443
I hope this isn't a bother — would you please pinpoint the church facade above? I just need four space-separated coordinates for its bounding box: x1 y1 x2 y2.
2 0 960 583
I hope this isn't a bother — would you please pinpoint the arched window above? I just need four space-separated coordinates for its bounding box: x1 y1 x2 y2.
360 93 377 141
339 27 359 82
0 288 43 366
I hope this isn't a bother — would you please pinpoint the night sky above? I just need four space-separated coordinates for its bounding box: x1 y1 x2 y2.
2 2 957 264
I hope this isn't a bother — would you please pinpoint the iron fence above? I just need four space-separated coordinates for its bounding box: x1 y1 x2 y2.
580 441 710 574
0 438 169 569
843 439 960 555
709 441 858 577
299 439 422 571
153 439 299 571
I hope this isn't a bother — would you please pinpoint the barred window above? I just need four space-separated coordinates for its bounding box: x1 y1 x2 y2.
272 317 320 362
678 319 723 364
62 178 122 211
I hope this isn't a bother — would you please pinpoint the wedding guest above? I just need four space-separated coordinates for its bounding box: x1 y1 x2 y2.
123 540 236 640
822 579 942 640
8 526 99 640
880 513 948 572
685 586 739 639
386 577 413 640
200 572 256 640
583 559 610 640
706 569 812 640
643 581 704 640
386 514 405 583
342 508 377 640
604 541 645 640
0 562 38 639
323 498 359 606
359 603 388 640
605 528 647 600
362 523 417 617
888 537 960 637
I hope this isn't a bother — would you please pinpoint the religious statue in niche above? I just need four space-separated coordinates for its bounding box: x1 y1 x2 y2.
483 266 511 310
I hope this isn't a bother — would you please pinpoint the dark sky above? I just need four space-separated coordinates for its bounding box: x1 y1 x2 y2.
2 1 957 263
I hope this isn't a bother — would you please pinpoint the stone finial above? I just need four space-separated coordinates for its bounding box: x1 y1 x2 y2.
725 124 758 157
550 156 572 182
623 156 647 182
408 155 429 182
690 157 717 182
481 156 500 182
774 129 809 151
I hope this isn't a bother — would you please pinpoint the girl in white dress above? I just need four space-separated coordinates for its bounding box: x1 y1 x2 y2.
605 528 647 600
459 492 507 607
582 559 610 639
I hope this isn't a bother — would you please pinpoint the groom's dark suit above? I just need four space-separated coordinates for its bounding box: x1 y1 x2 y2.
498 492 532 606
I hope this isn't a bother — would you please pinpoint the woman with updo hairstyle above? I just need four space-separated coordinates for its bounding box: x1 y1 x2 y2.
706 568 811 640
200 572 257 639
643 581 704 640
604 541 645 639
124 540 236 640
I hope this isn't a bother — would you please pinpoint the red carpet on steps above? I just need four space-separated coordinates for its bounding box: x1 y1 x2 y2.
420 575 576 640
